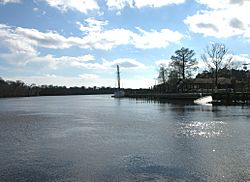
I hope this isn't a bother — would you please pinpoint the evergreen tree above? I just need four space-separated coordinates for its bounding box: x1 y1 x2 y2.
170 47 198 80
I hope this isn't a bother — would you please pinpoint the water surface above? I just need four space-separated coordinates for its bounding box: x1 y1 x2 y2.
0 95 250 181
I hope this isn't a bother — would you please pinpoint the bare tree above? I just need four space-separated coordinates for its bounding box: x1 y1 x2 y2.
201 43 232 89
157 64 169 92
158 64 168 84
170 47 198 80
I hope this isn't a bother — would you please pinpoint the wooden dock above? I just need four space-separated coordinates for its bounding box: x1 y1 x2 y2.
212 92 250 105
125 93 209 101
125 92 250 105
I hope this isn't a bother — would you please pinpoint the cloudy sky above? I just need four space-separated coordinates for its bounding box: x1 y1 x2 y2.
1 0 250 88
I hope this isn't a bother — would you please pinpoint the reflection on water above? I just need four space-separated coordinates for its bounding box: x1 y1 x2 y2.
0 95 250 182
175 121 227 138
129 97 194 105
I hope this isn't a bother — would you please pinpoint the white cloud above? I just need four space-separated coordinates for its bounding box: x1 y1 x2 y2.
80 28 134 50
185 0 250 39
155 59 171 67
33 7 47 15
0 49 97 69
0 24 97 68
15 27 71 49
77 19 183 50
76 18 108 33
0 24 73 57
61 57 147 70
29 54 96 69
102 58 146 69
0 35 147 70
106 0 185 10
0 24 37 54
1 21 183 53
43 0 99 13
107 0 133 10
0 0 21 4
132 27 183 49
196 0 248 10
116 11 122 15
134 0 185 8
33 7 39 11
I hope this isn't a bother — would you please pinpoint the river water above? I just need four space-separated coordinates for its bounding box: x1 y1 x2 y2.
0 95 249 181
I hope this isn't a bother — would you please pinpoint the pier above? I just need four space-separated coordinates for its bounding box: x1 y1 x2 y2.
125 93 209 101
212 92 250 105
125 92 250 105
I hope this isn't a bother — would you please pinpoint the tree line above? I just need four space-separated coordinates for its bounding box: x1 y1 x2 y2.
0 78 117 97
156 43 250 93
0 78 152 98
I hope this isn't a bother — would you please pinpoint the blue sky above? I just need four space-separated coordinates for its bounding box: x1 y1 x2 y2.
0 0 250 88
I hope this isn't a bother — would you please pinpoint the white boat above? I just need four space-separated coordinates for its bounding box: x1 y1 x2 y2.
113 65 125 98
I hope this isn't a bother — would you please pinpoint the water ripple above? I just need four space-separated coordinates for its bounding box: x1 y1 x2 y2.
175 121 228 138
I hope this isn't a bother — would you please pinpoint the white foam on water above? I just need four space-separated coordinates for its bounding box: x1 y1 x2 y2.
194 96 213 106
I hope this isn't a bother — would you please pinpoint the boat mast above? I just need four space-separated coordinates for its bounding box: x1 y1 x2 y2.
117 65 121 89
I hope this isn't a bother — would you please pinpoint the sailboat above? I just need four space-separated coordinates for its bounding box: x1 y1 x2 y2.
113 65 125 98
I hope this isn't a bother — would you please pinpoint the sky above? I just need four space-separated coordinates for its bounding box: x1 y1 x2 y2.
1 0 250 88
